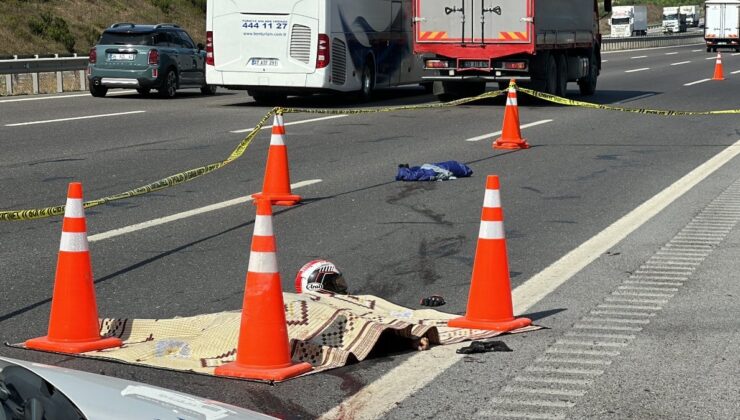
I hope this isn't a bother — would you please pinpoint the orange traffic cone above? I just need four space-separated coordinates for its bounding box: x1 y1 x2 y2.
448 175 531 332
215 199 312 381
712 52 724 81
251 114 302 206
25 182 122 353
493 80 530 150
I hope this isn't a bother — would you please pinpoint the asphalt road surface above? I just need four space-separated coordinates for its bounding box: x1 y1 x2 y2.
1 44 738 419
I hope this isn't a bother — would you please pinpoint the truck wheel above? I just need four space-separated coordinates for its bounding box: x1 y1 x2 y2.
556 54 568 97
706 47 711 52
578 51 598 96
545 55 558 95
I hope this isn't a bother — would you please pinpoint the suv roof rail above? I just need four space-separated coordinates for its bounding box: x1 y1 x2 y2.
155 23 181 29
110 22 136 28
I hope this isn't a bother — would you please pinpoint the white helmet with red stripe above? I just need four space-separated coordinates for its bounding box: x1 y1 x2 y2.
294 259 348 294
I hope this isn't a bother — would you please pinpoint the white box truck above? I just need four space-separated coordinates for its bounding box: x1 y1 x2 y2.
680 5 701 27
663 6 688 33
705 0 740 51
205 0 425 103
610 6 648 37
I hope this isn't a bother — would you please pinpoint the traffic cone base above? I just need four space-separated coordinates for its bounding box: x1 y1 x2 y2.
215 360 312 381
251 191 301 207
25 336 122 354
493 137 530 150
448 315 531 332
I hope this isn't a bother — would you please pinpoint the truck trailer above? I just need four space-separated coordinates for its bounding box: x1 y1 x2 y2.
609 6 649 38
662 7 688 33
413 0 611 100
704 0 740 51
680 5 701 27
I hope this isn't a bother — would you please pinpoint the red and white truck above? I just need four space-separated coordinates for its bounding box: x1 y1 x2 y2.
412 0 611 100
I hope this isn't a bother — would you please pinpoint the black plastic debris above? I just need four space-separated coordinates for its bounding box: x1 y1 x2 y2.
456 340 512 354
419 295 446 307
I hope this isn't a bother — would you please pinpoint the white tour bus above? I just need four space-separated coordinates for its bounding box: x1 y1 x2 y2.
205 0 424 103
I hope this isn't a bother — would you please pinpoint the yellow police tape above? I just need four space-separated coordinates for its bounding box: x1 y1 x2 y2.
517 87 740 116
0 90 505 221
3 85 738 222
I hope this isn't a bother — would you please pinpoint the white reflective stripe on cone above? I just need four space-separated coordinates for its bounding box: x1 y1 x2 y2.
479 221 505 239
270 133 286 146
506 97 518 106
59 232 89 252
483 190 501 209
253 215 274 236
64 198 85 218
247 251 278 273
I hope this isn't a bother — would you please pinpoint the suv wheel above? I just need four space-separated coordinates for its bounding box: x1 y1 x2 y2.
200 85 217 95
158 70 177 98
89 84 108 98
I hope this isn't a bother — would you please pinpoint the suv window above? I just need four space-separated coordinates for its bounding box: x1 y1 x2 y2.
177 31 196 49
99 32 155 46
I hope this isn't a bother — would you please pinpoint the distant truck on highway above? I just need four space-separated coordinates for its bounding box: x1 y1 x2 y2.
662 7 688 33
412 0 612 100
704 0 740 52
680 5 701 27
610 6 648 38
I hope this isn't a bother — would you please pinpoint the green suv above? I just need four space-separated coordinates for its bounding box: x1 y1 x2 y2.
87 23 216 98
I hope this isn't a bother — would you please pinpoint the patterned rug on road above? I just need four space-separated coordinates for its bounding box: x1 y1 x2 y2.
17 293 539 381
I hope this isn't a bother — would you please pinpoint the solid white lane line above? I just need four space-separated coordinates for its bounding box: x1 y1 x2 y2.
631 55 648 59
319 138 740 420
88 179 322 242
671 61 691 66
665 52 679 55
0 90 136 103
465 119 553 142
625 68 650 73
684 79 711 86
229 115 347 133
5 110 145 126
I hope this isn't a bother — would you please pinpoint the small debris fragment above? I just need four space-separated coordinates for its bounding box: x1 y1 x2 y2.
456 340 512 354
419 295 446 307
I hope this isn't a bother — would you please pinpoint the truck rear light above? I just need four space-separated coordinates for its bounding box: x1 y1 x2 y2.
502 61 527 70
206 31 214 66
425 59 450 68
316 34 330 68
152 68 158 78
148 49 159 66
88 48 96 64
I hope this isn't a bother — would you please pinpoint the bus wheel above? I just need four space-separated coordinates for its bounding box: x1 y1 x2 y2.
358 61 375 101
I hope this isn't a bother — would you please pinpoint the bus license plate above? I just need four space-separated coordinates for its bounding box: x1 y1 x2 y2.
250 58 279 67
109 53 135 61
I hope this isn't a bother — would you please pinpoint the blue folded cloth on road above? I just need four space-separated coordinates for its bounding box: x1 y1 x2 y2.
396 160 473 181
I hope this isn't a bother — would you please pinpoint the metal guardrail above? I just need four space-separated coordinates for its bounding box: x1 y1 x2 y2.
0 54 88 95
603 32 704 51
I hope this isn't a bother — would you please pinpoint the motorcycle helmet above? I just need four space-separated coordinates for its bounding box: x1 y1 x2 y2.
294 259 348 294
